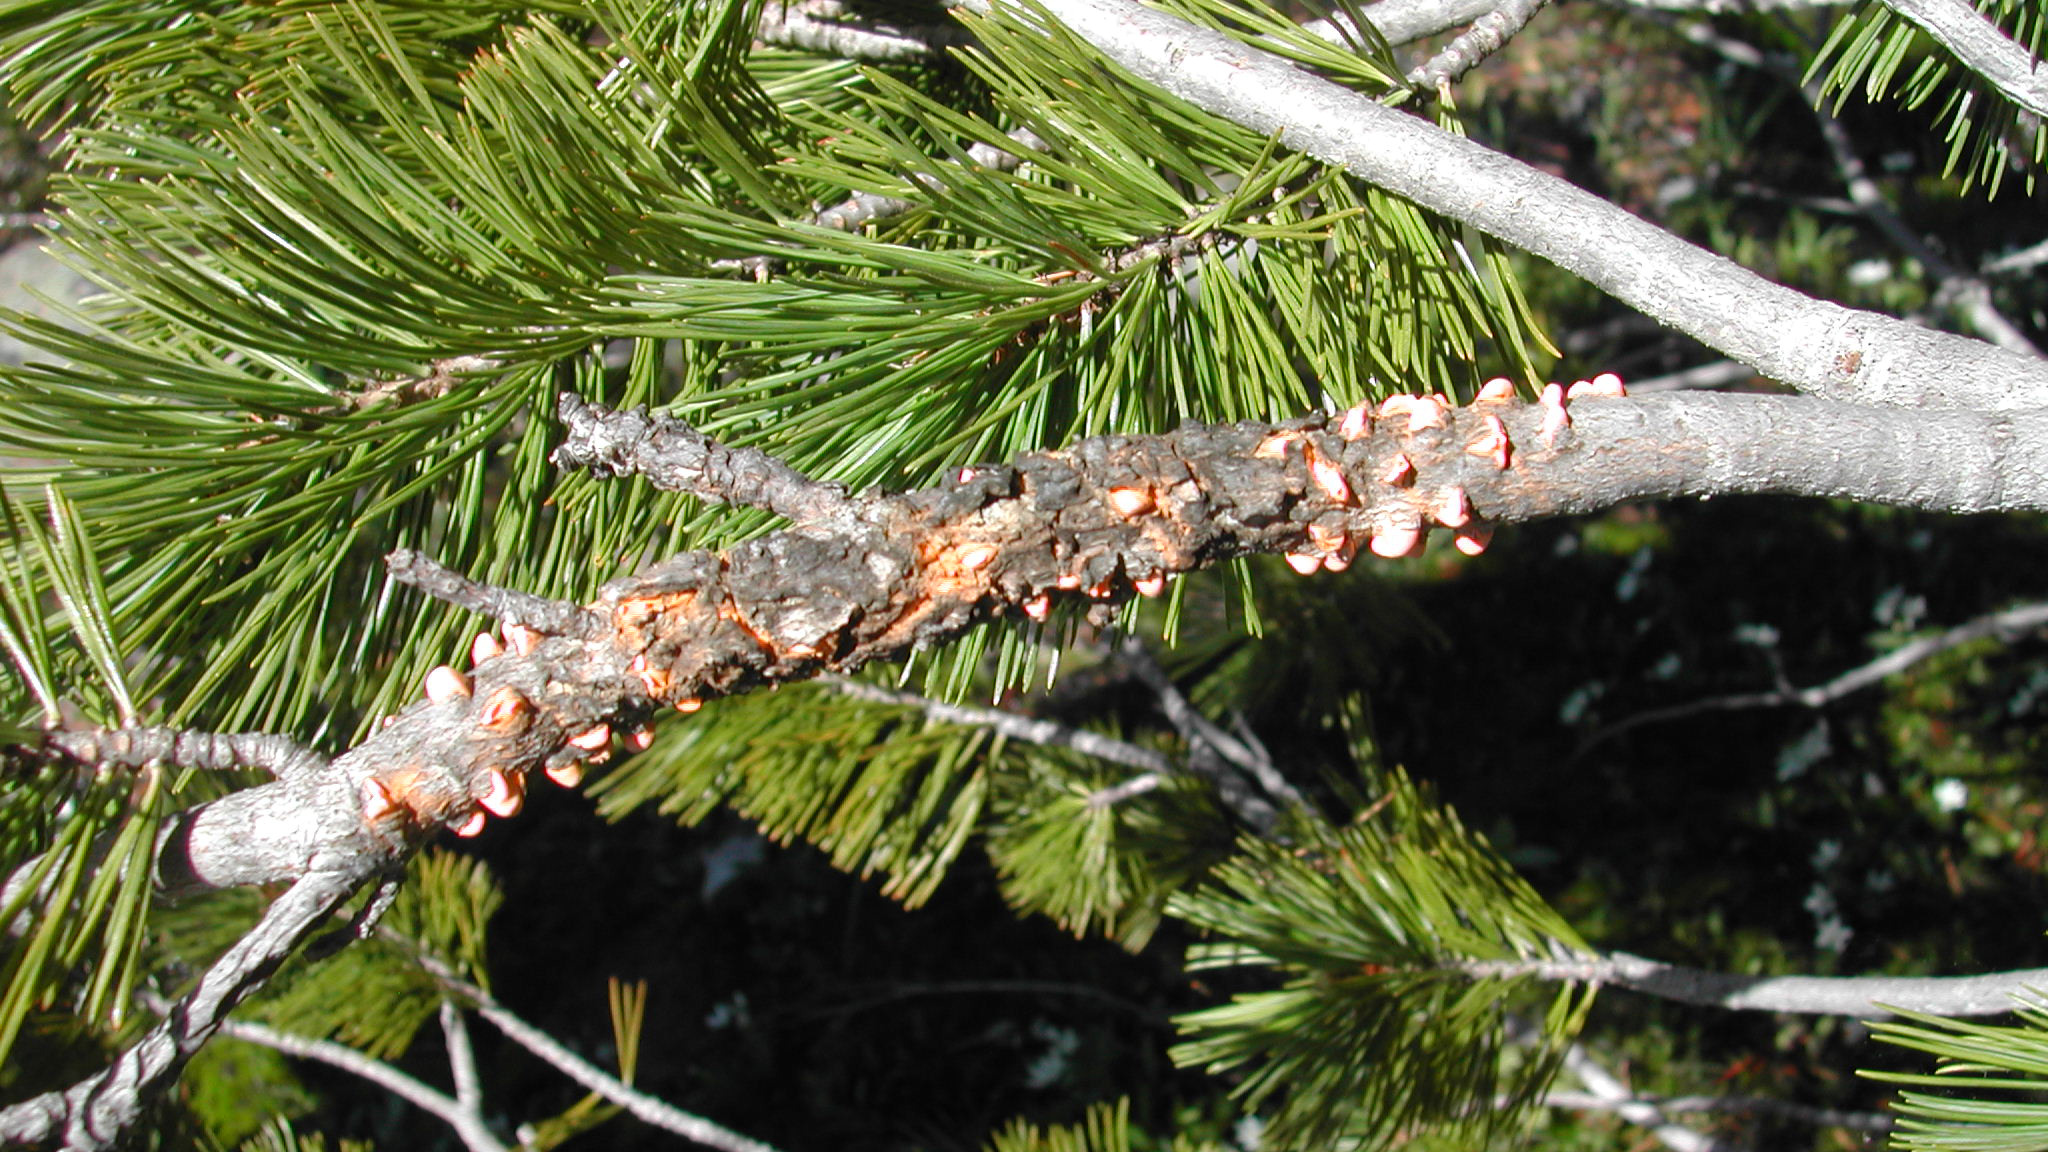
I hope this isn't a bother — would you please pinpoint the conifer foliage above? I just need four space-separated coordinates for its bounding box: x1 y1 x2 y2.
0 0 2045 1147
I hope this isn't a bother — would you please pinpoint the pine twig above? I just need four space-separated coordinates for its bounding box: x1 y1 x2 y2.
823 676 1176 776
1114 637 1303 831
1301 0 1505 50
442 999 486 1116
0 870 363 1149
1873 0 2048 120
408 950 783 1152
41 727 326 781
1663 18 2043 358
384 550 604 639
1558 1042 1728 1152
756 0 973 59
1541 1087 1892 1135
1586 600 2048 751
1014 0 2048 411
1464 950 2048 1016
1405 0 1554 92
207 1008 508 1152
717 126 1048 279
825 673 1273 819
551 394 857 526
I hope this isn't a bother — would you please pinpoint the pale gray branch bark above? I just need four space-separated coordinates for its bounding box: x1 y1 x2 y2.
412 952 783 1152
825 676 1176 776
1405 0 1552 90
1661 17 2043 358
214 1013 508 1152
1542 1088 1891 1135
1875 0 2048 120
1471 951 2048 1016
1559 1042 1727 1152
1591 600 2048 748
757 0 971 59
1016 0 2048 410
442 999 486 1116
1305 0 1497 49
0 870 364 1149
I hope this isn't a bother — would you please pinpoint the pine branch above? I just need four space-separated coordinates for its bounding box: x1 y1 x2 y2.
1405 0 1553 92
384 550 605 639
201 1007 509 1152
1012 0 2048 411
0 870 361 1150
442 1000 485 1118
1557 1042 1726 1152
38 727 325 779
409 949 782 1152
1873 0 2048 120
550 394 857 526
1466 951 2048 1016
1303 0 1485 47
827 655 1290 831
757 0 973 59
823 676 1176 777
1663 17 2042 358
1113 637 1302 829
7 382 2046 1143
715 126 1048 278
1540 1087 1892 1136
1587 600 2048 750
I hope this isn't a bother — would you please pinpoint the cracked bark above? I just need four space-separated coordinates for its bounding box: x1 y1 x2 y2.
8 384 2048 1146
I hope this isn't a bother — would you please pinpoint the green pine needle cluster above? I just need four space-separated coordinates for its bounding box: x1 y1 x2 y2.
1866 998 2048 1152
1168 771 1594 1149
1809 0 2045 196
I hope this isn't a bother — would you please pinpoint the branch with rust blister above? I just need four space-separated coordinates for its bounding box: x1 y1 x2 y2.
9 381 2048 1146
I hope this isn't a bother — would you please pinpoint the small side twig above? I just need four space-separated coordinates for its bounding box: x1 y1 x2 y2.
1405 0 1554 92
408 950 784 1152
550 394 856 527
1464 949 2048 1016
1559 1041 1728 1152
1541 1087 1892 1135
205 1007 508 1152
0 870 363 1149
1664 18 2042 357
719 126 1048 279
442 999 485 1115
1873 0 2048 120
824 676 1175 777
1115 637 1309 827
384 549 604 639
43 727 327 782
1585 600 2048 751
757 0 973 60
1303 0 1497 51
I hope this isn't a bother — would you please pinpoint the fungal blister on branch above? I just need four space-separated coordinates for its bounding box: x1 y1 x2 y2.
369 376 1631 841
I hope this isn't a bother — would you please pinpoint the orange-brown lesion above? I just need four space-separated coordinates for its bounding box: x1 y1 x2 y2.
916 533 1010 603
612 589 699 645
359 762 469 831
